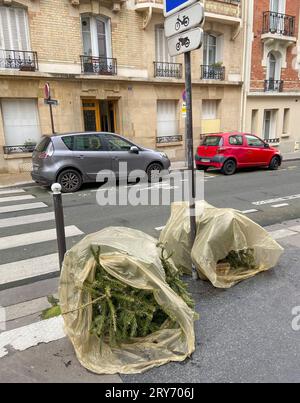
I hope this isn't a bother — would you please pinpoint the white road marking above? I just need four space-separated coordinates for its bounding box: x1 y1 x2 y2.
0 253 59 286
288 225 300 233
0 316 65 358
253 194 300 206
0 181 34 189
0 212 55 229
155 226 165 231
0 226 83 251
241 209 258 214
269 229 298 240
0 195 35 203
0 189 26 196
4 297 51 322
0 202 47 214
271 203 289 208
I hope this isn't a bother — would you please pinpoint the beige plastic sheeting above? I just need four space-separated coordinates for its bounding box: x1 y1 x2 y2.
59 227 196 375
159 201 284 288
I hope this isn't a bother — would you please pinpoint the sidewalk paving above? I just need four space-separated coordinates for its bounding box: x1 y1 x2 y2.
0 172 33 188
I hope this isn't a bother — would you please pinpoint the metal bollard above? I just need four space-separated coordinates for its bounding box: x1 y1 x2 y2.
51 183 66 270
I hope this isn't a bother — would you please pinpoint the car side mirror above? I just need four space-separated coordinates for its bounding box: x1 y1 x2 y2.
130 146 139 154
264 143 270 148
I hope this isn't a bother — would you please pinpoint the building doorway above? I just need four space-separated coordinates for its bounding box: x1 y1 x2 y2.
82 99 117 132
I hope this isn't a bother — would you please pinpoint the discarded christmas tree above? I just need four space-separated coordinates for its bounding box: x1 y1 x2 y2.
86 245 195 348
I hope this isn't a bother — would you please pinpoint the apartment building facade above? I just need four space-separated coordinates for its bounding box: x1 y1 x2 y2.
0 0 244 173
242 0 300 152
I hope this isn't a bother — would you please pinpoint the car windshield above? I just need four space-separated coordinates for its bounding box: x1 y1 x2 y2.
35 136 50 152
201 136 222 146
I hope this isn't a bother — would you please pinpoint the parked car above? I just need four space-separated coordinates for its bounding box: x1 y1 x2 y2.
31 132 171 192
195 132 282 175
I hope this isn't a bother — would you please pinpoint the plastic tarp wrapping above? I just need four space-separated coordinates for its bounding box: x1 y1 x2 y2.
159 201 284 288
59 227 196 375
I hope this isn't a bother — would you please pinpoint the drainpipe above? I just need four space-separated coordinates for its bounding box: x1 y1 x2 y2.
240 0 253 132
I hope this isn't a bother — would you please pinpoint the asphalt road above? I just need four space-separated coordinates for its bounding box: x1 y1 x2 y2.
25 159 300 235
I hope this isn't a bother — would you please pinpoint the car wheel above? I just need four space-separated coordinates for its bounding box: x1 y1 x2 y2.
221 159 237 176
269 156 280 170
57 169 82 193
146 163 162 183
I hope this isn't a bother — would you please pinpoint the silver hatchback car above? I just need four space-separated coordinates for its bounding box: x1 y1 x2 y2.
31 132 171 192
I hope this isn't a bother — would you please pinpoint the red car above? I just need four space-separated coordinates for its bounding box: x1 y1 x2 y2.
195 132 282 175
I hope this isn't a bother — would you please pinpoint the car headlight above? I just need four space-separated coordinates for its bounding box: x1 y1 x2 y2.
159 152 168 158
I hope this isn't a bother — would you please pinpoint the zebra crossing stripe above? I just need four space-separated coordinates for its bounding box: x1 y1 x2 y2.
0 189 26 196
0 202 47 214
0 253 59 286
0 195 35 203
0 212 55 228
0 316 65 358
0 225 83 250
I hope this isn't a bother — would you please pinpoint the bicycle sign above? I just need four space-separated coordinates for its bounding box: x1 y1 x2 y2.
164 2 204 38
167 27 203 57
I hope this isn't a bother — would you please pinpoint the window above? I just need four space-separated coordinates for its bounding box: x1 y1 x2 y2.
246 135 264 147
229 135 243 146
202 100 218 120
73 135 105 151
266 52 282 91
105 134 132 152
157 100 178 138
81 15 111 58
203 34 217 65
263 109 277 139
251 110 258 133
1 99 41 147
0 6 30 51
155 25 174 63
62 136 74 150
36 137 50 153
283 108 290 134
201 136 222 146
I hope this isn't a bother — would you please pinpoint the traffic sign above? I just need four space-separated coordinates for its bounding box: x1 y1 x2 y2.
167 27 203 57
44 99 59 106
44 83 50 100
163 0 198 17
164 2 204 38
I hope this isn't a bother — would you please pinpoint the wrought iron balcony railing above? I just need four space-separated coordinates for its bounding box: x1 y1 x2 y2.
3 144 37 155
264 79 284 92
0 50 38 71
263 11 295 37
201 65 225 80
154 62 183 79
80 55 117 75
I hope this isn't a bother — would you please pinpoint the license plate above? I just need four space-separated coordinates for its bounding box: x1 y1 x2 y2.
201 159 210 163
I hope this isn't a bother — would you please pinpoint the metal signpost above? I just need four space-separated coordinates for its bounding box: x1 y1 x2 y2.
164 1 204 279
44 82 58 134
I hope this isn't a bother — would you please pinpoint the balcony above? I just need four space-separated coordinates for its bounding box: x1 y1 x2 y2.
201 65 225 81
0 50 39 71
80 56 117 75
264 79 284 93
262 11 295 38
3 144 36 155
154 62 182 79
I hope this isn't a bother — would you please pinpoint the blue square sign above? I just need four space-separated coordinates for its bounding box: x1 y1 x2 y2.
164 0 198 17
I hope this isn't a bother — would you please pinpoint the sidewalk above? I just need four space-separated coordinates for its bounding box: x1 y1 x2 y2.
0 172 33 188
